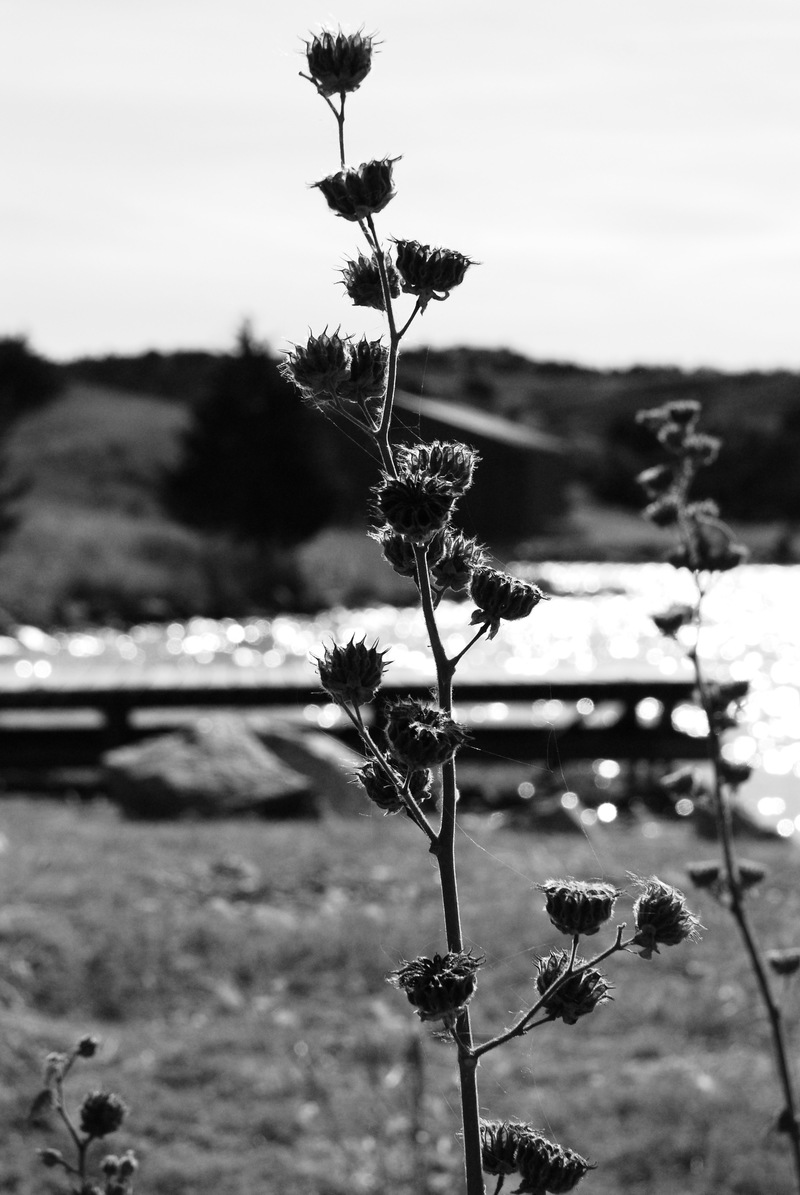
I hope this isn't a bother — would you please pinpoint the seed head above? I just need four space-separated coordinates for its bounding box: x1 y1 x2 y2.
538 879 619 937
118 1151 138 1178
101 1156 121 1177
683 432 721 466
374 528 419 578
355 761 432 815
643 495 680 527
666 523 749 572
374 472 455 544
388 950 482 1026
397 440 479 494
339 250 400 311
315 637 389 705
470 566 548 640
338 336 388 406
480 1120 524 1176
660 766 700 797
431 532 487 595
281 330 352 406
78 1091 127 1138
314 158 398 222
630 875 701 958
514 1130 594 1193
393 239 474 309
664 399 702 427
384 698 468 769
535 949 612 1025
304 28 374 97
686 860 722 890
718 759 753 788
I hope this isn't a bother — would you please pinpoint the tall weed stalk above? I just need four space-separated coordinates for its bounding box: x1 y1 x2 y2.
282 29 700 1194
636 399 800 1192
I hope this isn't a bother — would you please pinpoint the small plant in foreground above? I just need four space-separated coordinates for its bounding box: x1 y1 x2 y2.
30 1035 137 1195
284 29 701 1192
638 398 800 1192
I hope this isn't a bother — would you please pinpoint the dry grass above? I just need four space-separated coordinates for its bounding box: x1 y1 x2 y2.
2 796 799 1193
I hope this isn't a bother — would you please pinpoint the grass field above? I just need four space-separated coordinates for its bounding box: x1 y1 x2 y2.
2 797 800 1194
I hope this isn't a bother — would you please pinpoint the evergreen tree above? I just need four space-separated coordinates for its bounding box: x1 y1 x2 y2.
165 325 335 546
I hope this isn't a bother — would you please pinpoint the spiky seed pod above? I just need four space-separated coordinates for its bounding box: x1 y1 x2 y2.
388 950 482 1025
339 336 388 405
652 604 694 637
304 28 374 96
315 637 389 705
374 473 455 544
313 158 398 222
397 440 479 494
535 949 612 1024
339 250 400 310
78 1091 127 1138
393 239 474 308
683 433 721 466
281 330 352 406
431 532 487 594
643 495 680 527
538 879 619 937
686 861 722 889
664 399 702 427
384 698 468 769
470 566 548 640
480 1120 523 1176
514 1131 594 1194
376 528 418 577
631 876 701 959
766 948 800 977
361 764 433 813
636 463 675 499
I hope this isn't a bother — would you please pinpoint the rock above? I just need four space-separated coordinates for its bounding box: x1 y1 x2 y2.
103 713 316 819
259 720 367 817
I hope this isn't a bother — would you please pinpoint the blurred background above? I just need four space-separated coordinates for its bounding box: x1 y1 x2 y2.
2 0 800 626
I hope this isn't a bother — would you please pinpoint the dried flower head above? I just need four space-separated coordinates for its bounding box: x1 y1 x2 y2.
374 528 418 578
397 440 479 494
470 566 548 640
355 761 431 814
374 472 455 544
384 698 468 769
643 495 680 527
514 1130 595 1194
664 399 702 427
666 523 749 573
388 950 482 1025
39 1148 64 1169
683 433 721 466
304 28 374 96
76 1034 100 1059
78 1091 127 1138
630 875 701 959
538 879 619 937
281 330 352 406
393 239 474 309
315 637 389 705
338 336 388 406
314 158 398 222
431 532 486 595
535 949 612 1024
339 250 400 310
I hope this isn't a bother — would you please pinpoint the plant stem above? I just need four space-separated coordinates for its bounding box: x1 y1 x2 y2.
690 606 800 1189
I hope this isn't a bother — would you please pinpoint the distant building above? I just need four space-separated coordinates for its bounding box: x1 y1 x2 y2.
323 389 569 550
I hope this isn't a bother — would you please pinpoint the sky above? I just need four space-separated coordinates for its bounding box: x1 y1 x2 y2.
3 0 800 370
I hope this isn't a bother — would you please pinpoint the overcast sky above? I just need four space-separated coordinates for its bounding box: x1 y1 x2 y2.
3 1 800 370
